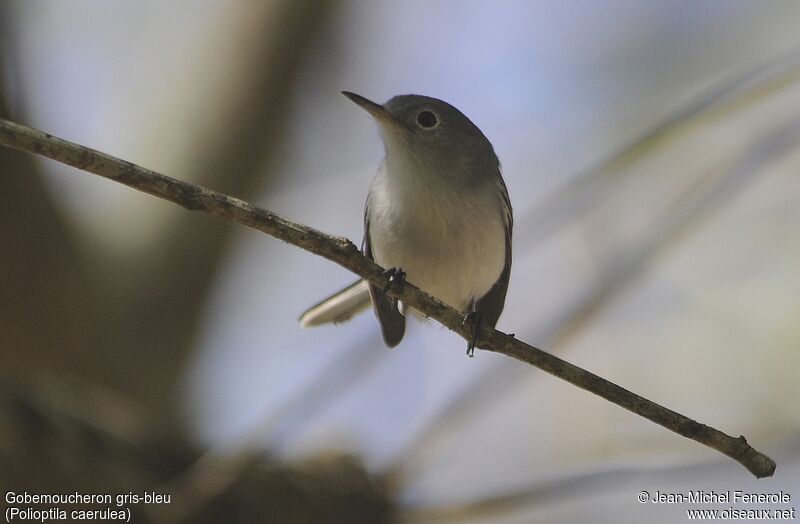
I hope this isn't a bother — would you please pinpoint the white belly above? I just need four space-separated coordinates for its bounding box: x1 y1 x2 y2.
367 165 506 312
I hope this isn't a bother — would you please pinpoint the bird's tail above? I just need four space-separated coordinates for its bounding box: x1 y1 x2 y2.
299 279 371 327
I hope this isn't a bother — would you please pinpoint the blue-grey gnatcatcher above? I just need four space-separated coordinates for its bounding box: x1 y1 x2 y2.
300 92 512 355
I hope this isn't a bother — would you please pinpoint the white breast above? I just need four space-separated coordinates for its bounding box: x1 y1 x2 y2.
367 160 507 313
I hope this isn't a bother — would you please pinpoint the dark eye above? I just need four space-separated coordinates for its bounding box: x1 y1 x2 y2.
416 110 438 128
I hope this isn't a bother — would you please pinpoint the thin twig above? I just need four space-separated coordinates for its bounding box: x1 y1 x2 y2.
0 118 776 479
385 51 800 483
388 107 800 486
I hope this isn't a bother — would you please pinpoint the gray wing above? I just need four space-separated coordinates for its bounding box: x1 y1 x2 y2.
474 178 513 328
364 199 406 348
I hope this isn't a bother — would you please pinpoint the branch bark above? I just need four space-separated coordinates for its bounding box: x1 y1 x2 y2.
0 117 777 479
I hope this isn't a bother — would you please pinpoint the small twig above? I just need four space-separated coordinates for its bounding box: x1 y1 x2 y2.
389 111 800 485
0 118 776 479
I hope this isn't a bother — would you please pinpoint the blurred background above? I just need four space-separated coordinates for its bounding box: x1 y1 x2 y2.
1 1 799 522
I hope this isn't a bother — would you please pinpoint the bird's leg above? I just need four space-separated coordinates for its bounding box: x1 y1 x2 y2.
382 267 406 294
462 308 482 358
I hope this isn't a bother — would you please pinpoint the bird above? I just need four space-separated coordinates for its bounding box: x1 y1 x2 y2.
300 92 512 356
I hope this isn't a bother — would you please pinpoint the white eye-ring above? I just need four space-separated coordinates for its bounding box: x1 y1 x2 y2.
416 110 438 129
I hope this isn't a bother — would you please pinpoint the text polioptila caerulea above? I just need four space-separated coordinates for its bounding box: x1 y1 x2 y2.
300 92 512 355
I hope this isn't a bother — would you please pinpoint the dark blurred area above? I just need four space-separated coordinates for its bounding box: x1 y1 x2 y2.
0 1 393 522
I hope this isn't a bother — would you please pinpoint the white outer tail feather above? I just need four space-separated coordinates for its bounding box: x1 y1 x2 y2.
299 279 372 327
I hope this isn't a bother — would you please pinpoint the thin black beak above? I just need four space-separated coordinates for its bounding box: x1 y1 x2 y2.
342 91 394 124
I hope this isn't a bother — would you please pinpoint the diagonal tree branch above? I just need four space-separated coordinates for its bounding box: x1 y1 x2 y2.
388 110 800 486
0 117 777 479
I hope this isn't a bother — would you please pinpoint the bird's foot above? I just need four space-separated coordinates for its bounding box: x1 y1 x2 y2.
382 267 406 294
462 311 482 358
